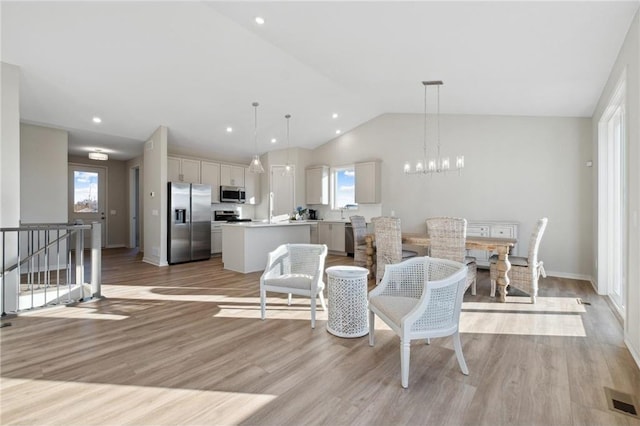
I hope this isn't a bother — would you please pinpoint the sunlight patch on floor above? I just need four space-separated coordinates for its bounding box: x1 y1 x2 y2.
460 311 586 336
463 296 587 313
18 305 129 321
0 377 277 425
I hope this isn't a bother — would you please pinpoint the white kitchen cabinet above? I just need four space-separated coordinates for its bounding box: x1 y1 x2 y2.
466 220 519 267
220 164 245 187
318 221 345 253
354 161 381 204
201 161 221 202
309 222 319 244
168 156 201 183
244 167 260 205
211 225 222 254
305 165 329 205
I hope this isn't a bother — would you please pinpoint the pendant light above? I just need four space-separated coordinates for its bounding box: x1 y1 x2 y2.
404 81 464 175
248 101 265 173
283 114 293 176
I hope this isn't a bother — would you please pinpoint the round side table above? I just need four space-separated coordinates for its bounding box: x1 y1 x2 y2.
325 265 369 338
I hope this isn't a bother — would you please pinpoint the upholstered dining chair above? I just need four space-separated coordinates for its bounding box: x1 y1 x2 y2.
350 215 368 268
368 256 469 388
489 217 548 303
372 216 418 283
260 243 328 328
426 217 477 295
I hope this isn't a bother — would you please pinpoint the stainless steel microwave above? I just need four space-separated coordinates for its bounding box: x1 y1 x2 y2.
220 186 246 203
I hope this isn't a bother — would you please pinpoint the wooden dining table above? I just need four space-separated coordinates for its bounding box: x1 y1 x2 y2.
364 233 517 302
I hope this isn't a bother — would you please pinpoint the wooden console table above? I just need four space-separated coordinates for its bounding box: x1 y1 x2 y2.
364 233 517 302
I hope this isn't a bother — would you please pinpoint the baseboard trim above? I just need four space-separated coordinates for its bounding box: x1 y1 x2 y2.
545 270 593 282
142 257 168 267
624 334 640 370
106 244 126 249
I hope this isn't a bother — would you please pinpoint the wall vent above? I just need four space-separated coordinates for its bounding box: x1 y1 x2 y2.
605 387 639 419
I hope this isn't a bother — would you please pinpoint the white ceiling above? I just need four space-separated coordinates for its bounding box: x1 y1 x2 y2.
2 1 638 162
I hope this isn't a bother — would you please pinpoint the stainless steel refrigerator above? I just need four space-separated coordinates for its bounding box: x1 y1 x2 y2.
168 182 212 264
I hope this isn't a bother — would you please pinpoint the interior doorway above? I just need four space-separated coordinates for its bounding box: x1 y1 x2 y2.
598 70 626 317
129 165 141 249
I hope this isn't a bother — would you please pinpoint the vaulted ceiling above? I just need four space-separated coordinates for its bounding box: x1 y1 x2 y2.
2 1 638 161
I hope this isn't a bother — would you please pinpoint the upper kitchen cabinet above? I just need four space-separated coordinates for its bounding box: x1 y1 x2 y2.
306 165 329 205
354 161 381 204
201 161 221 202
168 156 201 183
220 164 245 187
244 167 260 205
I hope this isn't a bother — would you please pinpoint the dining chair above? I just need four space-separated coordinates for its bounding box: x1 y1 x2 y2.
372 216 418 283
489 217 548 303
260 243 328 328
368 256 469 388
426 217 477 295
350 215 368 268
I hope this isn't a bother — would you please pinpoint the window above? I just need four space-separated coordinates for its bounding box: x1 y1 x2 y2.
73 171 99 213
331 166 356 209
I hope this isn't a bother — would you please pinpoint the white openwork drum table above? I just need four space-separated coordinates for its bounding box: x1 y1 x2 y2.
325 266 369 338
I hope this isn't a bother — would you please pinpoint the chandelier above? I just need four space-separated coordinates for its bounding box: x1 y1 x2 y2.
248 101 265 173
404 81 464 175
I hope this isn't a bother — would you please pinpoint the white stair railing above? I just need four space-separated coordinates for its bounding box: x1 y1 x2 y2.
0 222 101 315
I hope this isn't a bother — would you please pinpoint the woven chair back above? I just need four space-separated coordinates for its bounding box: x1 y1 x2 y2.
426 217 467 263
350 215 368 245
287 244 327 276
372 216 403 281
527 218 548 265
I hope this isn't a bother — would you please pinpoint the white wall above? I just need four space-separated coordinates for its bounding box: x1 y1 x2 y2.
143 126 168 266
1 62 20 228
311 113 593 278
0 62 20 312
592 10 640 368
21 124 68 223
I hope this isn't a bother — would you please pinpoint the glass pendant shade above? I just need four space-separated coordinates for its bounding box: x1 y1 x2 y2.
248 101 265 174
249 154 264 173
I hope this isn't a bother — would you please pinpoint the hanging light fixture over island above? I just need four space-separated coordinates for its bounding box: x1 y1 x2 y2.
248 101 265 174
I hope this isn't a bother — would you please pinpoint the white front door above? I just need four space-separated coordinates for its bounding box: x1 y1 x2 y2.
68 164 107 248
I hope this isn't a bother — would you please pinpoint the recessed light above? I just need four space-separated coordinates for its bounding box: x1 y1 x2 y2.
271 138 277 143
255 17 265 25
226 127 233 133
92 116 102 124
336 129 341 134
332 113 339 119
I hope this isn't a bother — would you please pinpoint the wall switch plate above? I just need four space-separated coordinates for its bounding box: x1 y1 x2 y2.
110 210 116 215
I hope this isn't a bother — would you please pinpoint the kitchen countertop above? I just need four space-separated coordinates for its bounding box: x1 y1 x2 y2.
221 221 312 228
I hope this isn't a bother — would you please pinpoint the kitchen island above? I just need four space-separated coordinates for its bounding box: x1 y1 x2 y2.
221 221 312 273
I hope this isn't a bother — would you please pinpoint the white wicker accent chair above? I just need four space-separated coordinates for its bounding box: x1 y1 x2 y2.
350 215 368 268
490 217 548 303
260 243 328 328
426 217 477 295
372 217 418 284
368 256 469 388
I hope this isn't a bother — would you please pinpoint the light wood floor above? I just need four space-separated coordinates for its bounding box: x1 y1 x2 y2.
1 249 639 425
